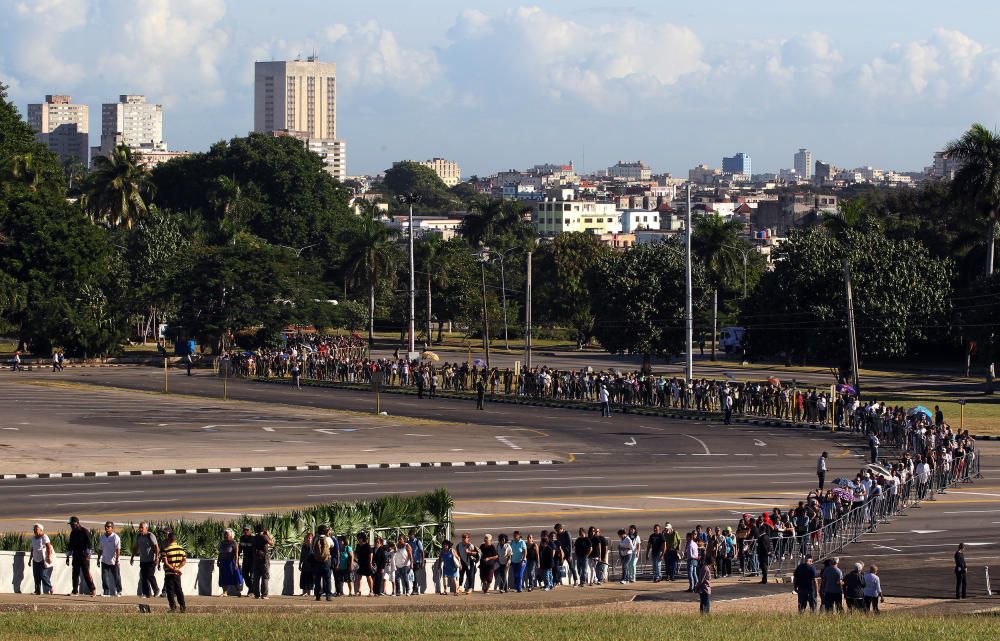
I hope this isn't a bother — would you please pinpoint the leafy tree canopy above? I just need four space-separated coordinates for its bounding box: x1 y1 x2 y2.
382 161 460 213
533 232 610 346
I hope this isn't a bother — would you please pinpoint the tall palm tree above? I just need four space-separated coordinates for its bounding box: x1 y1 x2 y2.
414 234 455 345
343 204 401 345
210 176 260 243
81 144 153 229
945 123 1000 276
460 198 532 248
0 151 59 193
692 213 749 360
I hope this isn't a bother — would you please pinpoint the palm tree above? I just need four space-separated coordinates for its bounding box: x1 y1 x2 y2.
81 144 153 229
692 213 749 360
0 151 59 193
460 198 532 248
414 234 454 345
342 203 401 345
210 176 260 243
821 197 878 241
945 124 1000 276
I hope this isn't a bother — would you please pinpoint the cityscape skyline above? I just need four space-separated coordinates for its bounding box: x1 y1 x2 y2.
5 1 1000 176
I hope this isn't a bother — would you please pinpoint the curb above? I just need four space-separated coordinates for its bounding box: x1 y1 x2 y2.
0 459 558 480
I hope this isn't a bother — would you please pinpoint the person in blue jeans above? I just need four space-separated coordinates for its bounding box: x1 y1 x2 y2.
685 532 700 591
647 524 665 582
509 531 527 592
539 535 555 591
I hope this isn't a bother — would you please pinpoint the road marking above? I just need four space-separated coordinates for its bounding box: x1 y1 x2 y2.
0 482 111 488
639 425 665 432
944 509 1000 514
314 429 341 436
29 490 144 498
0 427 18 431
542 484 648 489
684 434 711 455
308 490 417 498
498 476 604 482
56 499 176 506
262 427 275 432
644 495 776 508
911 529 946 534
497 500 639 511
873 544 903 552
624 437 637 446
453 511 490 516
721 472 812 477
271 483 378 489
949 491 1000 498
495 436 522 450
405 433 431 437
191 511 264 517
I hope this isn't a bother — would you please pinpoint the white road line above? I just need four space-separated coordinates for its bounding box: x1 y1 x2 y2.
644 495 776 508
754 439 766 447
29 490 144 498
672 466 756 470
683 434 711 455
497 500 639 511
190 511 264 517
872 544 903 552
56 499 177 506
0 482 111 488
452 511 491 516
947 491 1000 498
271 483 378 489
944 509 1000 514
542 484 648 489
497 476 605 482
307 491 417 498
405 433 431 437
495 436 522 450
721 472 813 477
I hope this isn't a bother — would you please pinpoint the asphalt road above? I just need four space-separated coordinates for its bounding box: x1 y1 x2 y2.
0 366 996 598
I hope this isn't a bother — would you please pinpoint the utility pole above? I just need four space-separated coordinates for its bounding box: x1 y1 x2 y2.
843 259 861 394
479 253 491 368
526 250 533 369
711 289 717 362
397 193 421 357
685 183 694 382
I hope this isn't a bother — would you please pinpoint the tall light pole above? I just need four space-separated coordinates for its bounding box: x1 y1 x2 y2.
397 193 421 357
494 248 517 351
685 183 694 382
525 249 533 369
477 249 492 368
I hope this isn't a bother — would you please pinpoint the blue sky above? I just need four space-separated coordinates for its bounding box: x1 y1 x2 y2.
3 0 1000 176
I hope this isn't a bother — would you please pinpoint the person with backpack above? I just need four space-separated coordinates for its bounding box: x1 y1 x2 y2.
312 525 334 601
250 524 274 599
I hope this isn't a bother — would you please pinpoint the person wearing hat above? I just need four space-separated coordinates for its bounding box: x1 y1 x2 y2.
664 523 682 581
65 516 96 596
238 525 255 596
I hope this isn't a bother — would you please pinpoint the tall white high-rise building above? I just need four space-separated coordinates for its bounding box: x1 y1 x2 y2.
91 94 166 164
794 148 813 179
27 95 89 166
254 54 347 179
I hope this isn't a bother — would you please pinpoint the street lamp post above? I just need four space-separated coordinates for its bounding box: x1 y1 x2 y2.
477 249 492 368
397 193 421 357
685 184 694 382
494 248 517 351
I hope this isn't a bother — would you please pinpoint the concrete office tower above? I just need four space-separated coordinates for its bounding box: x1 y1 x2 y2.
91 94 166 163
27 95 89 166
794 148 813 179
254 54 347 179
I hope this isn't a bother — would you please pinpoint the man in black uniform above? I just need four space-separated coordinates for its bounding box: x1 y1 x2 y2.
793 555 819 612
239 526 255 596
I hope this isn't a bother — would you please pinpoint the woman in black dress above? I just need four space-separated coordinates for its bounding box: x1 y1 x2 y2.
298 532 314 596
479 534 499 594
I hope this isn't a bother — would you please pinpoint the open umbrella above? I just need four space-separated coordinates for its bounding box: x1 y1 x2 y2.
832 477 852 487
907 406 932 419
767 376 780 386
421 351 440 362
836 383 857 395
473 358 486 367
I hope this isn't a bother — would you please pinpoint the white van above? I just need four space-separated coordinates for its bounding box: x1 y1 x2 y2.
720 327 745 354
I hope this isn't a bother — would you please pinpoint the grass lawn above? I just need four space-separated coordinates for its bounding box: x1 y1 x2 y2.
0 611 994 641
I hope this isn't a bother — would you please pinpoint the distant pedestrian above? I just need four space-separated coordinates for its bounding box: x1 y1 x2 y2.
11 351 23 372
291 360 301 389
696 552 713 614
792 555 819 613
817 452 828 490
955 542 967 599
251 524 274 599
217 529 243 597
312 525 334 601
684 532 699 591
354 533 373 596
238 526 254 596
98 521 122 596
869 433 880 464
844 562 866 611
599 385 611 417
298 532 314 596
160 530 187 613
863 564 883 613
440 540 461 595
130 521 159 598
820 557 844 612
184 353 193 376
29 524 54 595
408 529 425 595
66 516 96 596
476 377 486 410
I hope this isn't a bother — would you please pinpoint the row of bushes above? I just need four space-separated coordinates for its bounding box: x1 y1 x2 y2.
0 490 453 560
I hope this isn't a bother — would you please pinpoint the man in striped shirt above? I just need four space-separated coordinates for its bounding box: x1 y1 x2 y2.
159 530 187 613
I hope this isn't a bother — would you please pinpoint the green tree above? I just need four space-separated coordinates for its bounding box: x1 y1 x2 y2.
533 232 610 347
459 198 533 249
591 241 708 358
81 144 154 229
209 175 262 244
341 204 402 345
945 124 1000 277
0 149 63 194
382 161 459 213
0 83 35 162
741 227 953 364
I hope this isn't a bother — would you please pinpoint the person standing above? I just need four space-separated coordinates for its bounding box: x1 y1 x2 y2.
130 522 159 598
685 532 700 591
869 433 880 465
98 521 122 596
509 530 527 592
312 525 334 601
218 529 243 597
820 557 844 612
440 540 461 595
817 452 828 490
298 532 314 597
336 535 354 596
354 533 373 596
696 552 713 614
863 564 883 613
844 562 866 611
477 534 498 594
66 516 96 596
238 526 255 596
723 389 733 425
955 542 968 599
573 529 591 587
160 530 186 613
756 521 772 584
792 555 819 613
555 524 573 586
407 529 425 595
664 524 681 581
250 524 274 599
599 384 611 417
647 524 665 583
476 377 486 410
28 524 54 595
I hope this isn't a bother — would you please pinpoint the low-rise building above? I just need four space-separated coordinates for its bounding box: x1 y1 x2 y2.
619 209 660 233
533 198 620 238
607 160 652 181
418 157 461 187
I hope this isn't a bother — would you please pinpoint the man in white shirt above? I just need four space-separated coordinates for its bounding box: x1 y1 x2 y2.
98 521 122 596
817 452 828 490
599 385 611 417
